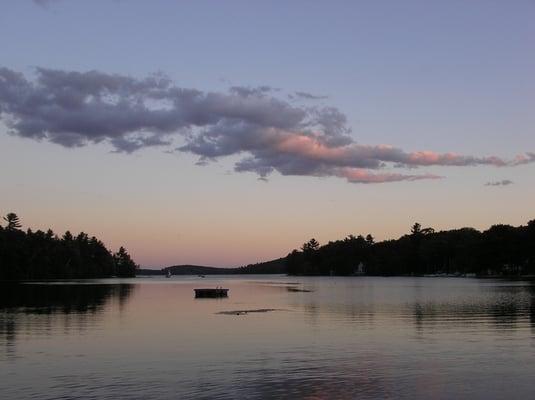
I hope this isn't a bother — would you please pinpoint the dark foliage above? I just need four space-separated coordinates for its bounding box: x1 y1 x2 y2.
113 246 138 278
286 220 535 276
0 213 138 280
235 258 286 274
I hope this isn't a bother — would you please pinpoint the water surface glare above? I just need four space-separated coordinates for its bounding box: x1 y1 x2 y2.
1 276 535 399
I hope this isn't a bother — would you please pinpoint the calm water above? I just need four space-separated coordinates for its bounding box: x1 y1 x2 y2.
1 276 535 399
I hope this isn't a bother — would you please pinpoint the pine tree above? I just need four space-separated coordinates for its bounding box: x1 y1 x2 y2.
3 213 22 231
114 246 138 277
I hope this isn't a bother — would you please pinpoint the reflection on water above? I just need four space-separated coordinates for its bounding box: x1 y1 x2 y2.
0 282 134 312
1 282 135 354
1 277 535 399
412 289 535 332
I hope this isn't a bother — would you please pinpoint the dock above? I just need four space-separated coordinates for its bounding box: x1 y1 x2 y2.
194 288 229 298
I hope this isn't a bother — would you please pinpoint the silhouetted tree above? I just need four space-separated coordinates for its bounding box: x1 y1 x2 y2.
0 212 137 280
299 239 321 274
3 213 21 231
301 238 320 252
63 231 73 242
285 219 535 277
286 249 304 275
411 223 422 235
114 246 138 277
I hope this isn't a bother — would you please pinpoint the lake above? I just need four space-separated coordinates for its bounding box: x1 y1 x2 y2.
1 276 535 399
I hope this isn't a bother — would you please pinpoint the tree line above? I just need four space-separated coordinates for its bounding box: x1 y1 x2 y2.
0 213 138 280
286 220 535 276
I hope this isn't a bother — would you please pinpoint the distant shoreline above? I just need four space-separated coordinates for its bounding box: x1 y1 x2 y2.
137 269 535 280
3 274 535 284
138 260 286 276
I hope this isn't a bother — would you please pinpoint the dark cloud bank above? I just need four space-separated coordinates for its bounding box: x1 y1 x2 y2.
1 67 533 184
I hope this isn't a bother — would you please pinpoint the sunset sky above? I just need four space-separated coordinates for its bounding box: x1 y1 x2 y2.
1 1 534 267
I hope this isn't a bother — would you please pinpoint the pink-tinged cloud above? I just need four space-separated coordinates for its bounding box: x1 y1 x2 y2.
1 66 534 184
336 168 443 184
511 152 535 166
267 130 529 170
405 151 507 167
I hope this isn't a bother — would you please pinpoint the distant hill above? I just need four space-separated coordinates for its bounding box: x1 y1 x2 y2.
137 268 166 276
166 265 232 275
137 258 287 276
235 258 286 274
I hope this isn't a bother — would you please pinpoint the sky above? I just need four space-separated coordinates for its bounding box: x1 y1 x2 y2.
1 0 534 267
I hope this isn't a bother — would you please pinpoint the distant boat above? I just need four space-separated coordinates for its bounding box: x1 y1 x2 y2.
166 270 172 278
198 274 206 278
194 288 229 298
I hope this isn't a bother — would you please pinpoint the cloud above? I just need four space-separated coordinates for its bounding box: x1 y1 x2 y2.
336 168 443 184
485 180 514 187
1 67 534 184
292 91 328 100
229 86 278 97
510 152 535 166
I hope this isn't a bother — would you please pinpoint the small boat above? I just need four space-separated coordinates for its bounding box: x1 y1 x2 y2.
194 288 229 298
198 274 206 278
166 270 172 278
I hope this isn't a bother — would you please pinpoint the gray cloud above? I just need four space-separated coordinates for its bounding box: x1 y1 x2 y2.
292 91 328 100
1 67 533 184
229 86 277 97
485 180 514 187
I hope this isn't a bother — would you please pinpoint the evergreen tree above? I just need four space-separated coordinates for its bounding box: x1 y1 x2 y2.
114 246 138 277
301 238 320 252
3 213 22 231
0 212 136 280
286 219 535 276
